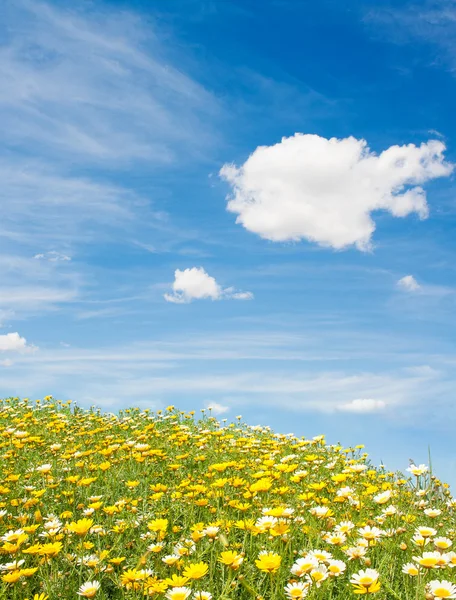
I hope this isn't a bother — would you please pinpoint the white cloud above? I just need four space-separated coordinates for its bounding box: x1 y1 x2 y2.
164 267 253 304
220 134 453 251
205 401 229 415
397 275 421 292
0 332 28 352
338 398 386 413
0 359 13 367
230 291 254 300
34 251 71 262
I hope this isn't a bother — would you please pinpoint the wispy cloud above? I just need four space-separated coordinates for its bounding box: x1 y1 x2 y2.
365 1 456 73
1 0 217 166
0 0 219 251
0 254 80 319
0 328 453 425
0 0 221 319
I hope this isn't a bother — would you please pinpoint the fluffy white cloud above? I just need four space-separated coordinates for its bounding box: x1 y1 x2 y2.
205 402 229 415
0 332 28 352
338 398 386 413
220 134 453 251
164 267 253 304
397 275 421 292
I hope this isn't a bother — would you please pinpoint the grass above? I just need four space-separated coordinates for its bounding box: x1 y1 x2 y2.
0 396 454 600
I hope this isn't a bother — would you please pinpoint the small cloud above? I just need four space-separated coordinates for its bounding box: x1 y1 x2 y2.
34 251 71 262
164 267 253 304
338 399 386 413
205 402 229 415
0 332 29 352
231 291 254 300
0 359 13 367
397 275 421 292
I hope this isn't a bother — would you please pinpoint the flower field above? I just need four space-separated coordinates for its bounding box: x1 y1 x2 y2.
0 397 455 600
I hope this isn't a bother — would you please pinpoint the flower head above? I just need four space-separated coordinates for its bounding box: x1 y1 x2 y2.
427 580 456 599
77 580 100 598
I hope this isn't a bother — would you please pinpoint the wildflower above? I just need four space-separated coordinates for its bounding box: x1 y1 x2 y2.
38 541 62 557
218 550 244 569
77 581 101 598
165 587 192 600
162 554 181 566
413 551 442 569
373 490 392 504
67 518 94 536
327 559 346 576
255 551 282 574
308 564 328 586
291 556 319 576
308 549 332 562
164 575 190 587
427 580 456 599
36 464 52 474
402 563 420 576
284 581 310 599
358 525 383 542
193 593 212 600
350 568 381 594
407 464 429 476
2 570 22 583
182 562 208 580
120 568 148 589
435 538 453 550
425 509 442 518
109 557 126 565
416 526 438 538
148 518 168 532
0 560 25 571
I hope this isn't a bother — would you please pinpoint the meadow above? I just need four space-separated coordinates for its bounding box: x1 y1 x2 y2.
0 396 455 600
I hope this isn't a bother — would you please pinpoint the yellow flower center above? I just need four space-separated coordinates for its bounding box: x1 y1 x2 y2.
433 589 452 599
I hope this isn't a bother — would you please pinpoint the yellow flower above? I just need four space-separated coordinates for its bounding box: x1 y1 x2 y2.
125 480 140 488
18 567 38 577
109 557 126 565
164 574 190 587
255 551 282 574
120 568 148 589
67 518 93 536
182 561 209 580
250 477 273 493
39 541 63 557
218 550 244 569
2 570 22 583
22 543 42 554
147 518 168 532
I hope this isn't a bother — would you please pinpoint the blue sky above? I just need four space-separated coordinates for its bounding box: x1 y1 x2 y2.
1 0 456 482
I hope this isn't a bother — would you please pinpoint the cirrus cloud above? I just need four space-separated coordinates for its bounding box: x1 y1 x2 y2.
220 134 453 251
164 267 253 304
